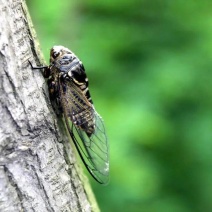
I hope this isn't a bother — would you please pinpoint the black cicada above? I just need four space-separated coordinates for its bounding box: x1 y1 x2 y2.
30 46 109 184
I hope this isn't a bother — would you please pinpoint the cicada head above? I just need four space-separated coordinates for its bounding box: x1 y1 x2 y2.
50 45 76 63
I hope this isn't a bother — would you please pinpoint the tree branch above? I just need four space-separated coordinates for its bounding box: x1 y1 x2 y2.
0 0 99 211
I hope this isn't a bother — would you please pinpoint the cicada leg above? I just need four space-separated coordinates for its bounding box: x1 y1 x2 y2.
28 60 50 78
47 78 63 115
29 60 62 114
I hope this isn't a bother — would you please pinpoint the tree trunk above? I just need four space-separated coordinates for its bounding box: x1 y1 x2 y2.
0 0 99 211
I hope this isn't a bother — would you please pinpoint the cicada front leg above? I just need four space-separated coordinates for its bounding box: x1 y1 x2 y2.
47 78 63 115
28 60 51 78
29 60 61 114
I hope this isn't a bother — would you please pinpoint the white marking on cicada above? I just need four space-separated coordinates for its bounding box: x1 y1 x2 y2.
73 78 84 85
68 71 73 77
80 84 86 90
104 162 109 173
82 87 88 94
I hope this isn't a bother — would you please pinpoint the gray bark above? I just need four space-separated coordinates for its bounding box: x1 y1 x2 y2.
0 0 99 211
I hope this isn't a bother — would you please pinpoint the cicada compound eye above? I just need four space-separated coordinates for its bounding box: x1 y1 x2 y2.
52 51 60 59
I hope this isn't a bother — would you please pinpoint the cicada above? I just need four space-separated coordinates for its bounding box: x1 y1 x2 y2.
29 46 109 184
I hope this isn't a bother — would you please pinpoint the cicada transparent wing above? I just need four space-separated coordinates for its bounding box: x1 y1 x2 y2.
59 77 109 184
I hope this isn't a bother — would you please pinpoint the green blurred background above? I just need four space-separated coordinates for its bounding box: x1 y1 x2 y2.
27 1 212 211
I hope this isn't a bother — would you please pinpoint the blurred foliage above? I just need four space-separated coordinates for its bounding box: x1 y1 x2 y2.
27 0 212 211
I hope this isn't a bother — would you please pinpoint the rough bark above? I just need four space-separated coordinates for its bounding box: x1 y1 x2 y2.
0 0 99 211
